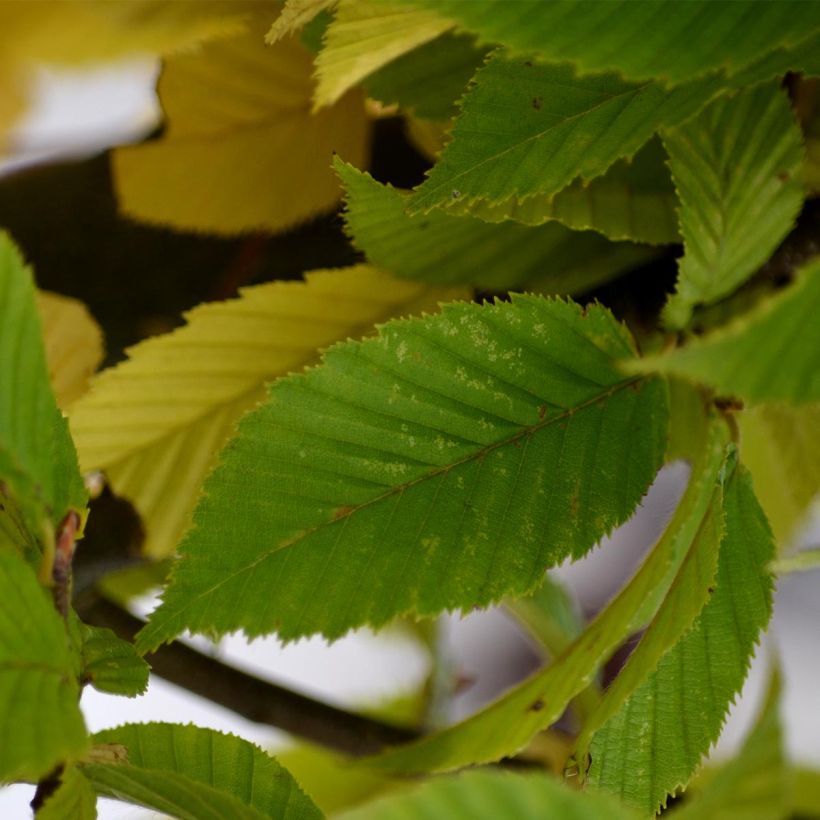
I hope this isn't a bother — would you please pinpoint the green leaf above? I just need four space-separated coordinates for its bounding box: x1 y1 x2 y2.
740 403 820 543
792 768 820 818
0 232 86 551
137 296 667 650
338 769 640 820
585 466 775 813
39 767 97 820
447 137 680 246
80 624 149 697
397 0 820 86
337 160 658 292
266 0 336 44
662 82 804 329
634 258 820 403
675 669 790 820
0 550 87 781
313 0 453 110
69 266 464 559
363 31 489 121
113 13 369 235
407 54 723 215
85 723 320 820
365 421 729 774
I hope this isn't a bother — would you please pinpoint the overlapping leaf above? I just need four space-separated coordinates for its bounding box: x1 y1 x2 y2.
740 403 820 543
339 770 640 820
85 723 320 820
585 466 775 813
396 0 820 86
446 138 680 246
137 295 667 650
368 421 728 774
0 233 85 553
113 13 369 235
363 31 488 122
662 82 804 328
337 160 657 292
675 670 790 820
312 0 452 110
266 0 336 44
70 266 462 559
37 290 104 409
80 624 149 697
0 550 87 781
407 54 723 215
38 767 97 820
635 258 820 403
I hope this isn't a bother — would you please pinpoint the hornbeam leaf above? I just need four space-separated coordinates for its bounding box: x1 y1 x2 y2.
137 296 668 648
85 723 320 820
366 420 729 774
675 669 789 820
407 55 724 215
584 466 775 813
113 13 369 235
396 0 820 86
444 138 680 246
312 0 453 110
38 767 97 820
662 82 804 329
740 403 820 544
0 550 87 781
0 233 86 551
37 290 104 409
70 266 463 559
634 258 820 403
338 769 640 820
337 160 657 292
80 624 149 697
266 0 336 44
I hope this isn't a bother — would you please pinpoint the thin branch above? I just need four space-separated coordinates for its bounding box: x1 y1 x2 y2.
77 596 420 757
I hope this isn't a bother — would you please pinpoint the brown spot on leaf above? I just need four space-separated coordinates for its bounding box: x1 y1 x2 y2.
529 698 545 712
332 505 355 520
538 404 548 420
532 96 543 110
777 170 790 181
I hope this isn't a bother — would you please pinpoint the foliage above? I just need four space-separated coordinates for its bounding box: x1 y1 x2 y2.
1 1 820 818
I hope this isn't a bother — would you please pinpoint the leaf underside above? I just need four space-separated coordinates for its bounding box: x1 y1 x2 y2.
137 295 667 650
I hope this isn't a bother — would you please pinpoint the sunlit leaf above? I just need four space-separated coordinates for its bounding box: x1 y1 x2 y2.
634 258 820 403
84 723 320 820
137 296 667 651
339 769 640 820
585 466 775 813
662 82 804 328
113 13 369 235
396 0 820 86
70 266 464 558
337 159 657 292
367 421 729 774
37 291 104 409
313 0 452 110
0 550 87 781
407 55 723 216
266 0 336 44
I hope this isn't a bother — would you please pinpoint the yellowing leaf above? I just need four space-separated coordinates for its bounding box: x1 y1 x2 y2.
740 403 820 544
113 13 370 235
37 291 104 410
266 0 337 44
69 266 466 558
313 0 452 111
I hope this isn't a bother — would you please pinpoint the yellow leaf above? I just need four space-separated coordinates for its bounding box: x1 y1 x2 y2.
113 12 370 235
740 403 820 545
37 291 104 410
404 115 448 162
313 0 452 111
69 266 468 558
266 0 337 44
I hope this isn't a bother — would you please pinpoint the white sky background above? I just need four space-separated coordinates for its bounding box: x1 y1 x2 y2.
1 60 819 818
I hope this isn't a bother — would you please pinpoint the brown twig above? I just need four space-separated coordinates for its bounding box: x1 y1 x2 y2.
77 596 420 757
